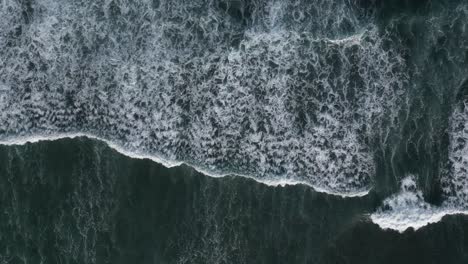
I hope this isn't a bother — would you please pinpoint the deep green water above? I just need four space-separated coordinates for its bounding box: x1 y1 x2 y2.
2 0 468 263
0 137 467 264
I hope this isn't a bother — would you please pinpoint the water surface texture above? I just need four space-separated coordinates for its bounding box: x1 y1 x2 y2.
1 138 468 264
1 0 468 263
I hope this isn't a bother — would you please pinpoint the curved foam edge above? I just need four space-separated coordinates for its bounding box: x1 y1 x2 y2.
0 133 371 198
370 207 468 233
370 176 468 232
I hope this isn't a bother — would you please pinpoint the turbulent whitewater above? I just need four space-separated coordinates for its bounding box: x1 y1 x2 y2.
0 0 407 195
1 0 468 232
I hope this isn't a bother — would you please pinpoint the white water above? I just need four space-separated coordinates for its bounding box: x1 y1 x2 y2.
0 133 371 197
4 0 468 233
371 176 468 232
372 99 468 232
0 0 408 196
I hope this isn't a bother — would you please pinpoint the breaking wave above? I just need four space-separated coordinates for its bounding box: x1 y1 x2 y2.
0 0 407 196
2 0 468 232
0 133 371 197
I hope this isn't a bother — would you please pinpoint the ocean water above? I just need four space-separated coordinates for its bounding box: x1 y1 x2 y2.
1 137 468 264
1 0 468 263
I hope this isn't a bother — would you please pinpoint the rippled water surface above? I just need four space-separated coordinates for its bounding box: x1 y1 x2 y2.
1 0 468 263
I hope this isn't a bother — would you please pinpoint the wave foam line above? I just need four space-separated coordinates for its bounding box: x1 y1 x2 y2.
370 176 468 232
371 208 468 232
0 133 370 198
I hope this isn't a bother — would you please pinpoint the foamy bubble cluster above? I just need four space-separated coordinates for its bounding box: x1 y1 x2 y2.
371 176 467 232
443 100 468 207
370 2 468 232
372 96 468 233
0 0 408 195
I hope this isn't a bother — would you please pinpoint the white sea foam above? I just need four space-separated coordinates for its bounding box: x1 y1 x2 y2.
1 0 468 235
370 99 468 233
0 0 408 196
371 176 468 232
370 5 468 232
374 76 468 231
4 0 468 232
0 133 370 197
